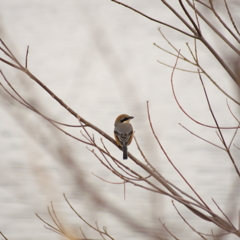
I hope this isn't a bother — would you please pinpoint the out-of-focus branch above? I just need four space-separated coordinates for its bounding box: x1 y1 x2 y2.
0 232 8 240
36 196 115 240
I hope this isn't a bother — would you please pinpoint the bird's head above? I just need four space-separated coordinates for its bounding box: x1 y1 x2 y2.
115 114 134 125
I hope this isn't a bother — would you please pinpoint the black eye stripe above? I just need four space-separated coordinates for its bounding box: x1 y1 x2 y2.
120 117 129 123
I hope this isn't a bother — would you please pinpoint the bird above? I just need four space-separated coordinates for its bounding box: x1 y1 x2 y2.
114 114 134 159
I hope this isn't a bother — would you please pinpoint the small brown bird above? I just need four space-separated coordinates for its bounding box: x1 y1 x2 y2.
114 114 134 159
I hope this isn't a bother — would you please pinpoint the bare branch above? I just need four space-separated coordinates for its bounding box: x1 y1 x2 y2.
0 232 8 240
111 0 199 38
25 45 29 68
198 70 240 177
185 0 240 55
224 0 240 36
172 201 208 240
179 123 225 150
212 198 236 231
179 0 202 37
209 0 240 43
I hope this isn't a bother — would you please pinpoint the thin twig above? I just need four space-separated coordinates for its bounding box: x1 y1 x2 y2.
179 123 225 150
0 57 22 70
157 60 199 73
0 70 82 128
228 123 240 149
160 0 200 35
158 218 179 240
158 51 211 209
111 0 199 39
36 213 63 235
147 103 214 217
0 232 8 240
156 29 240 106
226 99 240 149
212 198 237 231
209 0 240 43
92 172 124 185
211 230 218 240
133 136 153 169
195 0 211 9
179 0 202 37
64 194 115 240
50 202 66 234
198 70 240 177
185 0 240 55
171 66 240 128
0 40 119 149
224 0 240 36
25 45 29 68
172 201 208 240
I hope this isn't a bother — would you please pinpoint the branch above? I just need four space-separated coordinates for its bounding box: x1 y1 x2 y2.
198 70 240 177
111 0 199 39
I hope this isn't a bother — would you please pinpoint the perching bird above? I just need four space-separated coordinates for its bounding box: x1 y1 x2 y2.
114 114 134 159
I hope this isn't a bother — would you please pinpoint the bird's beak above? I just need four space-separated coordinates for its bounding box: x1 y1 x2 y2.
130 116 134 119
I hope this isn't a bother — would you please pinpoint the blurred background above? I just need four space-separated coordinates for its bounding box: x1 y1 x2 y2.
0 0 240 239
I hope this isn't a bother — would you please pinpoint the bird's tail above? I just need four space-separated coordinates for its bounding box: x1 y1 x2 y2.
123 145 128 160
